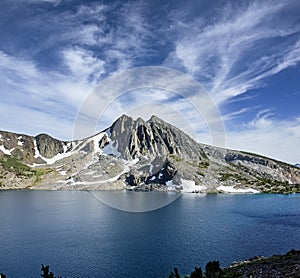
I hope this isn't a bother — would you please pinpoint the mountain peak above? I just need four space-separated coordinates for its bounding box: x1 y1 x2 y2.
111 114 133 125
105 114 204 161
148 115 163 123
111 114 167 126
1 115 300 192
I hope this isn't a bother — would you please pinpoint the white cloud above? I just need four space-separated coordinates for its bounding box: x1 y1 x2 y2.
24 0 61 4
0 51 38 81
62 47 105 82
164 0 300 104
0 102 73 140
222 107 254 122
72 67 226 149
0 1 156 139
0 49 105 139
95 88 202 138
225 117 300 164
246 110 275 129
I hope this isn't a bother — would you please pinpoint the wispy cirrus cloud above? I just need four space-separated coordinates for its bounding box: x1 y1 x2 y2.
0 0 299 163
0 43 115 137
159 0 300 163
226 116 300 164
0 1 156 138
164 0 300 104
62 47 105 83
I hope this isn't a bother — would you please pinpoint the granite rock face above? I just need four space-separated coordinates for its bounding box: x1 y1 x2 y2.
0 115 300 192
0 131 35 163
99 133 109 148
109 114 206 161
35 134 65 159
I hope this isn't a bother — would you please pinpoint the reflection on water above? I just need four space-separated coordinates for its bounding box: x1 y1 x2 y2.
89 190 182 212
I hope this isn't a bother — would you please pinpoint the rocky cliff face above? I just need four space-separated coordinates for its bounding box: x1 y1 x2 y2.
0 131 71 164
0 115 299 192
0 131 35 163
35 134 66 159
109 114 206 160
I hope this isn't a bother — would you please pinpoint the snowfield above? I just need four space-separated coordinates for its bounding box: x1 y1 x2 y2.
166 179 207 193
217 185 259 193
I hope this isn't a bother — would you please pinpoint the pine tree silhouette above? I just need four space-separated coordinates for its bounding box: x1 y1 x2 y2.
41 264 58 278
190 267 203 278
205 260 221 278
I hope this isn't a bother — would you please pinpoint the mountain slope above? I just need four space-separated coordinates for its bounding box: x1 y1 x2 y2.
0 115 299 193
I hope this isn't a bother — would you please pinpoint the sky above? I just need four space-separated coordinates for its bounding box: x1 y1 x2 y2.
0 0 299 164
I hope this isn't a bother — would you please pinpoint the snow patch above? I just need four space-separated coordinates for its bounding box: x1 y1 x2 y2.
63 167 127 186
33 139 41 159
29 163 46 167
102 140 121 158
59 170 67 175
180 179 207 193
63 144 69 153
217 185 259 194
67 158 139 187
63 177 75 185
166 180 173 187
123 158 139 172
91 131 121 158
17 141 24 146
0 145 12 155
93 132 106 154
92 173 103 178
83 170 98 175
166 179 207 192
40 152 74 165
32 138 74 165
71 142 77 149
149 164 153 174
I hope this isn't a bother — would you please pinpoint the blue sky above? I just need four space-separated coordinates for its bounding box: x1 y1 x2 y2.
0 0 299 163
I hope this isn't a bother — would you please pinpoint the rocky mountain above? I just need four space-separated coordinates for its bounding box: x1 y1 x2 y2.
0 115 299 193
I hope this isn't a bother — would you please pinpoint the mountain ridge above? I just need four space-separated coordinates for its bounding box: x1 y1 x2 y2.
0 115 299 192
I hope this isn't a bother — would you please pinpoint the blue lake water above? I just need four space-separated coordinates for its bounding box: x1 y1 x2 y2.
1 191 300 277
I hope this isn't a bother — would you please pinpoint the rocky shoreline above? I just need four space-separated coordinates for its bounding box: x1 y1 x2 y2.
170 249 300 278
223 249 300 277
